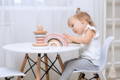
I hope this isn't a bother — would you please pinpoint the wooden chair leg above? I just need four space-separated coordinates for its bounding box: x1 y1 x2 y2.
44 54 49 80
5 77 11 80
57 54 64 73
94 73 101 80
35 54 41 80
17 54 28 80
96 78 101 80
78 73 86 80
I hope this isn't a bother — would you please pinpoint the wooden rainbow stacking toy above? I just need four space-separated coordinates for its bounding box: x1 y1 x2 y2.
44 34 69 46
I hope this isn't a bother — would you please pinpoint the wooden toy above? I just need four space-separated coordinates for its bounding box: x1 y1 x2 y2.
33 25 48 46
33 25 69 47
44 34 69 46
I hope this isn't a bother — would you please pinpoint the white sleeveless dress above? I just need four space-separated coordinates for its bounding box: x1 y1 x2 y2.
80 25 101 66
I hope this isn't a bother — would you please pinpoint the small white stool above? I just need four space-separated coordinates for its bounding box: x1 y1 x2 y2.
73 36 114 80
0 67 25 80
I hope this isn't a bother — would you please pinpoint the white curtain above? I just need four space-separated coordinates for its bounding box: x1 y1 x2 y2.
0 0 104 80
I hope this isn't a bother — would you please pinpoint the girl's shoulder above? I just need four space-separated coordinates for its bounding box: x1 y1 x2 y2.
87 25 96 32
87 25 100 38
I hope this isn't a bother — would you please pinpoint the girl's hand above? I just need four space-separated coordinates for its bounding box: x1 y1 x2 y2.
63 33 73 43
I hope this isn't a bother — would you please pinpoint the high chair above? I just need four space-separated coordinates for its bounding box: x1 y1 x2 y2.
73 36 114 80
0 67 25 80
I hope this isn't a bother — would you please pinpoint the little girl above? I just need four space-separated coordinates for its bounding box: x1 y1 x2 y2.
59 9 101 80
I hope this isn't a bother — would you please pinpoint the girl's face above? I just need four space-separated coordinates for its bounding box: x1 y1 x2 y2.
68 17 88 34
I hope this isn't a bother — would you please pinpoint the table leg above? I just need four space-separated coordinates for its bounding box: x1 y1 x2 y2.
57 54 64 73
17 53 64 80
17 54 28 80
35 54 41 80
94 74 101 80
44 54 49 80
37 54 64 80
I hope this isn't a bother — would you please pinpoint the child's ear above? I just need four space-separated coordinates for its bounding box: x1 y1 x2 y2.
68 18 72 28
67 19 70 25
76 8 80 14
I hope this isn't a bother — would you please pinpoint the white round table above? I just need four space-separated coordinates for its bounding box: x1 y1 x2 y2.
3 42 80 54
3 42 80 80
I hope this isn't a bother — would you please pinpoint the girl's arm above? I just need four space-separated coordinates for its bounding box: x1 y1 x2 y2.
64 29 95 44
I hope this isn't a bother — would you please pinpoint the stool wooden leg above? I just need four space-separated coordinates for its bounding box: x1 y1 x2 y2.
44 54 49 80
57 54 64 73
17 54 28 80
78 73 86 80
35 54 41 80
94 73 101 80
96 78 101 80
96 76 101 80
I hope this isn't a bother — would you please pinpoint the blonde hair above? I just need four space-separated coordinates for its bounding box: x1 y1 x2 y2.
73 8 95 26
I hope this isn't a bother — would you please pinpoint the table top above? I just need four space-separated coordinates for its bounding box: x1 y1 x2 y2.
3 42 81 54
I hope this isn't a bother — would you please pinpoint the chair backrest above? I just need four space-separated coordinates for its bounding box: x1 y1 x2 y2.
99 36 114 70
